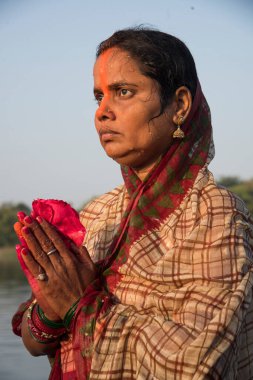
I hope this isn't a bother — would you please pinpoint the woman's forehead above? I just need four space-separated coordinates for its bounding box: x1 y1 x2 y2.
93 48 141 81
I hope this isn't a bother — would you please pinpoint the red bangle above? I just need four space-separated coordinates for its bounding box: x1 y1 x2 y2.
27 300 66 344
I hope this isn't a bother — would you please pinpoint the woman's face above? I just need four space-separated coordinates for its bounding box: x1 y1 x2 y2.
93 48 175 170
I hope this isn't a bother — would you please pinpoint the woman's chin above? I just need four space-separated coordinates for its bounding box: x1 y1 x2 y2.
106 152 135 167
103 145 150 168
104 146 131 165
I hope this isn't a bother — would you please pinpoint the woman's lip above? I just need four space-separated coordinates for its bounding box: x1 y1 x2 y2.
100 132 117 142
99 128 119 141
99 127 118 135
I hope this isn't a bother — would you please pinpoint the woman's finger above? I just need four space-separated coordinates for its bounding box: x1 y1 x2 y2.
70 242 95 272
21 226 52 271
36 217 73 263
14 221 27 246
21 247 46 281
23 216 62 267
23 216 56 252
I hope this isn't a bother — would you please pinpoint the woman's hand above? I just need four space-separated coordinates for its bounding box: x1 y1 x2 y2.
15 216 96 320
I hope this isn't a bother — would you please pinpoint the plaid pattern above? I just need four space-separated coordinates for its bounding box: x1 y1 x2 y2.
59 336 76 379
80 167 253 379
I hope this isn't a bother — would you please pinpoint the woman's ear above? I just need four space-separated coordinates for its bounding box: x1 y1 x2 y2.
172 86 192 124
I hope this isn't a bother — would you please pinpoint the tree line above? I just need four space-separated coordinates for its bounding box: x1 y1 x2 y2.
1 177 253 248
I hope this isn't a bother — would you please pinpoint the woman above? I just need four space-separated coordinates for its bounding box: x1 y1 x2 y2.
12 27 253 379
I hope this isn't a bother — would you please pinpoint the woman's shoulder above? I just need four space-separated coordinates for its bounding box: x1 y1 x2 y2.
203 174 248 212
195 170 252 225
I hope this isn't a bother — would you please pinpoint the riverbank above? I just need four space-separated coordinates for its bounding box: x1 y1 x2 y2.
0 246 17 262
0 246 25 282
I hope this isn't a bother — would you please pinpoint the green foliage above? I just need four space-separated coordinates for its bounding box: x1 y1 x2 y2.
218 176 241 188
0 202 30 247
0 246 25 282
218 177 253 215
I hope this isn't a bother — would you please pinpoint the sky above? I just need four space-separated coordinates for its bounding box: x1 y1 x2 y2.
1 0 253 209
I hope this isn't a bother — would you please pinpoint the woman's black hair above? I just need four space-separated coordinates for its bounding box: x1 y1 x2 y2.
96 26 198 114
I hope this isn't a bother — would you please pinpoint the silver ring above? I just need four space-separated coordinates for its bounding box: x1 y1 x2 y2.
46 248 57 256
36 273 47 281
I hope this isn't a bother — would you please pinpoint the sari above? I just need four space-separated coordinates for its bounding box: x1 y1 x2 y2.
13 83 253 379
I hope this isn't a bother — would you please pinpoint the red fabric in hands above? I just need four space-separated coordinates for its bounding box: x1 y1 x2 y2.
31 199 86 247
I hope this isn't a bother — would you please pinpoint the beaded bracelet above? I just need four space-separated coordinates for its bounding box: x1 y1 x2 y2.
27 301 66 344
63 298 80 329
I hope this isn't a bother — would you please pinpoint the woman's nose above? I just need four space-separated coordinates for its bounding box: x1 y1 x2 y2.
96 101 116 121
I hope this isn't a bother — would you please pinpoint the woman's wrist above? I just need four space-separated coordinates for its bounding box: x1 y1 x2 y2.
37 305 64 329
63 298 80 330
37 298 81 332
27 300 66 344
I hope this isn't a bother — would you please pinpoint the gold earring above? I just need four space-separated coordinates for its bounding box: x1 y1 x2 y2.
173 116 185 139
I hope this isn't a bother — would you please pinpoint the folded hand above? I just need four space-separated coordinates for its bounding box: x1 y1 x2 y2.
15 215 96 320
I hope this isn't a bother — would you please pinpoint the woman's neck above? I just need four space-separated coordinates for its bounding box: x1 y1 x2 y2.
133 161 158 181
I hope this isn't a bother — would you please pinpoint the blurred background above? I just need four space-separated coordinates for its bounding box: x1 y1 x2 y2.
0 0 253 379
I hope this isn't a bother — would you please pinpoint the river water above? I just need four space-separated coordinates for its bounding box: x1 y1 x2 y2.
0 281 50 380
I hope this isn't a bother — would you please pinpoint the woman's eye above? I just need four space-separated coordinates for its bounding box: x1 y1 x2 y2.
95 94 103 104
119 89 131 97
